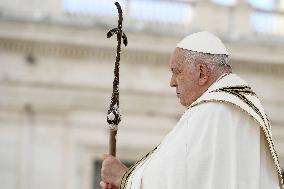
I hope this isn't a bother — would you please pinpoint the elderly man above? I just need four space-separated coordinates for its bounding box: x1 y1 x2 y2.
101 31 283 189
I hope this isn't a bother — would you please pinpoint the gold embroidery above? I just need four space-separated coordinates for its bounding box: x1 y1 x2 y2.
216 73 231 82
211 85 256 96
190 98 284 188
119 146 158 189
210 86 264 124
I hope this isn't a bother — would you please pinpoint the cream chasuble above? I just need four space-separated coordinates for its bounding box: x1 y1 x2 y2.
120 73 284 189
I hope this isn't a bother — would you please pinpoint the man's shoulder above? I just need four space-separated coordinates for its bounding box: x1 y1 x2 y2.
187 101 241 119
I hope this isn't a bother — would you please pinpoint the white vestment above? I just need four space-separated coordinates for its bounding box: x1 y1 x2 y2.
120 74 283 189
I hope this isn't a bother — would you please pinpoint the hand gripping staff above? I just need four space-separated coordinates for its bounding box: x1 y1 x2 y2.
106 2 128 156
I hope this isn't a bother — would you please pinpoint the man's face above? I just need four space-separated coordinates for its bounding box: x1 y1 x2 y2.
169 48 202 107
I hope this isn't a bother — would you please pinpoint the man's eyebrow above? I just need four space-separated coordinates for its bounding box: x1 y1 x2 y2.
171 67 181 72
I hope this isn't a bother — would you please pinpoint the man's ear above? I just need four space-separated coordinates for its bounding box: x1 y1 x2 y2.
198 63 209 85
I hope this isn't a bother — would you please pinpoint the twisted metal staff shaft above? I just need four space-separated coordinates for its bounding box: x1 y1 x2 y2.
106 2 127 156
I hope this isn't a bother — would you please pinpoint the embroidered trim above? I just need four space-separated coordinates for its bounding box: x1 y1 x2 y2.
210 86 265 124
190 98 284 188
211 85 256 96
119 146 158 189
216 72 230 82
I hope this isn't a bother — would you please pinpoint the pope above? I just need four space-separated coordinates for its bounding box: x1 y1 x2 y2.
101 31 284 189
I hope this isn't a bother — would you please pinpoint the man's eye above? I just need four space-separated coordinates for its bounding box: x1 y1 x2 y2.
171 68 181 74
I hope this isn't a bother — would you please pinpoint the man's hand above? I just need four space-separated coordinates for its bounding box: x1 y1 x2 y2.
101 154 128 188
100 181 118 189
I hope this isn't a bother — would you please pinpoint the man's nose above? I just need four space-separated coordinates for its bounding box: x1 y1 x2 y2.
170 76 177 87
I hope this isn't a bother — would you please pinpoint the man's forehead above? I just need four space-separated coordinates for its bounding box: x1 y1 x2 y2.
173 47 185 56
169 50 179 68
170 48 188 67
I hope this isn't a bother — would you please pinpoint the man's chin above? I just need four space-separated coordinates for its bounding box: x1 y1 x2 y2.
179 99 187 107
179 99 192 107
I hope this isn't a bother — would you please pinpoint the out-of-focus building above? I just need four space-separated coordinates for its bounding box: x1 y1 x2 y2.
0 0 284 189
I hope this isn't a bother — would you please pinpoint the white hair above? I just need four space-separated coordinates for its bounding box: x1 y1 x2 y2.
183 50 231 74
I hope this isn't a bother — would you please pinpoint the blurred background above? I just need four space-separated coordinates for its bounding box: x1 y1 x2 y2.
0 0 284 189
